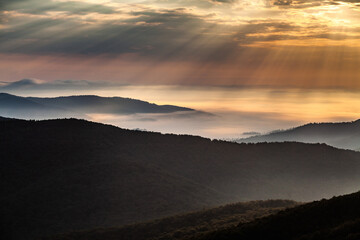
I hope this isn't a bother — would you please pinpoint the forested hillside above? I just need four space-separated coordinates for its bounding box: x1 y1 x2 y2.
237 120 360 151
45 200 297 240
200 191 360 240
2 118 360 239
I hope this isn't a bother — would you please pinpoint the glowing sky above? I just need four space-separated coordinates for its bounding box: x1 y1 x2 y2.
1 0 360 137
1 0 360 87
4 84 360 139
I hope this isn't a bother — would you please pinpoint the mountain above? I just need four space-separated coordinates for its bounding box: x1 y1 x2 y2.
0 93 72 119
46 200 298 240
0 116 11 121
42 192 360 240
2 118 360 239
199 191 360 240
0 93 196 119
236 119 360 151
27 95 194 114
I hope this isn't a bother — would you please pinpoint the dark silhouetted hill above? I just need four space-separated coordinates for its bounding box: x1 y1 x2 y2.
45 200 298 240
0 116 11 121
199 191 360 240
2 118 360 239
237 120 360 151
0 93 196 119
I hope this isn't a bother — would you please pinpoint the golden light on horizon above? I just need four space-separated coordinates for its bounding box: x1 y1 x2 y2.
2 0 360 89
2 0 360 138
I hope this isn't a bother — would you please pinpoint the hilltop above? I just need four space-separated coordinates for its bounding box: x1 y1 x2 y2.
237 120 360 151
2 118 360 239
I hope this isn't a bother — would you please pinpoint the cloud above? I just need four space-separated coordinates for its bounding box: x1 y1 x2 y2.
269 0 360 8
89 108 299 139
1 0 117 15
2 0 360 89
333 0 360 3
210 0 237 3
273 0 293 6
1 0 360 61
2 78 40 89
0 7 312 62
0 6 239 61
242 131 261 136
0 78 118 91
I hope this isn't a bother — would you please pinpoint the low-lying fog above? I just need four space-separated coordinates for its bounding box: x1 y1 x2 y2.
2 83 360 139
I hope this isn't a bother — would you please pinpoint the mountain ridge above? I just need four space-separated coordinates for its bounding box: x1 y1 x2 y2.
0 92 198 120
237 119 360 151
198 190 360 240
45 200 298 240
2 118 360 239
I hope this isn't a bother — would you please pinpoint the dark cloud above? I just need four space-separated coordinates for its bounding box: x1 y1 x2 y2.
272 0 325 8
273 0 293 6
1 6 354 62
231 19 360 46
232 21 300 44
270 0 360 8
1 0 359 63
310 33 360 40
211 0 237 3
242 131 261 136
1 0 117 15
0 7 240 61
336 0 360 2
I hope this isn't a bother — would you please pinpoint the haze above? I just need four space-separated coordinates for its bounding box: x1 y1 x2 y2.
2 0 360 136
2 83 360 139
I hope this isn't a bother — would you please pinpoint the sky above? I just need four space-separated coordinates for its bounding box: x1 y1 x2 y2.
1 0 360 137
1 0 360 87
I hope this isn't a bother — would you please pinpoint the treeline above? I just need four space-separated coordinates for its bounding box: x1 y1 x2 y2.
44 200 297 240
2 118 360 239
200 191 360 240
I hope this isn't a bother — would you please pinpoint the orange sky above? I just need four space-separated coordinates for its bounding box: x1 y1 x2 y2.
1 0 360 88
1 0 360 137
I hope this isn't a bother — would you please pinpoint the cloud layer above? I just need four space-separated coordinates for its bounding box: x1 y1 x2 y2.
1 0 360 88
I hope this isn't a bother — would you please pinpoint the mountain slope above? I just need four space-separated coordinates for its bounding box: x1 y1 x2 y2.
0 116 11 121
0 93 71 119
2 118 360 239
0 93 196 119
46 200 298 240
200 191 360 240
237 119 360 151
28 95 194 114
0 93 81 119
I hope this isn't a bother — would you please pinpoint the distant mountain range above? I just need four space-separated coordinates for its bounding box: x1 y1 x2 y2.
236 120 360 151
2 118 360 239
0 92 196 119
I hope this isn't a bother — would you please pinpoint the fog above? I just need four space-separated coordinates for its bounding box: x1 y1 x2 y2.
2 82 360 139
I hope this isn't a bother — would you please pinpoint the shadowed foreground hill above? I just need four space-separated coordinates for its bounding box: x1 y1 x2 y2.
237 119 360 151
2 118 360 239
199 191 360 240
46 200 298 240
